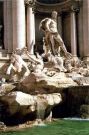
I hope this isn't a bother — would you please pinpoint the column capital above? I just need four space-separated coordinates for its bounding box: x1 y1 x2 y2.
71 6 79 12
24 0 35 7
70 0 81 12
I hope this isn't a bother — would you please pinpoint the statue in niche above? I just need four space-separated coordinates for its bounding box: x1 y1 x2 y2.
39 11 72 72
39 11 71 58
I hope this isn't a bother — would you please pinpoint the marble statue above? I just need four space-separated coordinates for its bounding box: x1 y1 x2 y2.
21 47 44 73
6 53 30 77
6 47 45 80
47 52 66 72
33 52 44 73
39 11 71 58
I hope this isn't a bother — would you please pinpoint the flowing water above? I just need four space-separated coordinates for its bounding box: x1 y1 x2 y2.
0 119 89 135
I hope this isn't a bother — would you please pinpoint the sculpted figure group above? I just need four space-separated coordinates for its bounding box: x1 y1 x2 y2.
39 11 73 72
7 11 89 81
6 47 44 80
3 11 89 127
39 11 70 57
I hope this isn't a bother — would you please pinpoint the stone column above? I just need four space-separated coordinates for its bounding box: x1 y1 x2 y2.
3 0 8 50
4 0 13 53
12 0 25 50
27 6 35 54
83 0 89 62
70 11 77 56
6 0 13 53
58 15 62 37
78 2 83 57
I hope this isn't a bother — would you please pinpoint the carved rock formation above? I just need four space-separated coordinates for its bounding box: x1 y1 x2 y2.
0 90 62 124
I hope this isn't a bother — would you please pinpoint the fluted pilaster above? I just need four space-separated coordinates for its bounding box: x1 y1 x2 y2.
3 0 8 50
78 2 83 57
83 0 89 62
4 0 13 53
7 0 13 53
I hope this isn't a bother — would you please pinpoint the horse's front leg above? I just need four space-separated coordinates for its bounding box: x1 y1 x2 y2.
22 61 30 77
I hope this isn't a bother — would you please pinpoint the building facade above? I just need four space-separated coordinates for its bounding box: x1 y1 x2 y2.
0 0 89 62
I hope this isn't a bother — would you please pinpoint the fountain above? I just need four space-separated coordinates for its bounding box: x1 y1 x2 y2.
0 11 89 131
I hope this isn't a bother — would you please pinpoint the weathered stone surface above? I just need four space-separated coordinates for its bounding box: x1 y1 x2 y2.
80 104 89 119
0 91 62 124
0 83 16 95
0 122 6 130
15 72 77 95
73 77 89 85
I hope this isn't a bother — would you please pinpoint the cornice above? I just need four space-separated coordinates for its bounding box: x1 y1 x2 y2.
35 0 70 6
35 0 82 13
24 0 82 13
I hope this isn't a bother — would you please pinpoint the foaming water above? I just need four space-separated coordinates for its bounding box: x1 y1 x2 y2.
33 121 46 127
64 117 89 121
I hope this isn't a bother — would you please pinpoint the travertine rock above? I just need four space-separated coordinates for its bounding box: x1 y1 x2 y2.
0 83 16 95
73 77 89 85
0 91 62 122
80 104 89 119
17 72 77 94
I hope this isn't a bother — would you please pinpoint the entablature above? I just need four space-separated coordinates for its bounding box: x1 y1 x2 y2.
35 0 82 14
